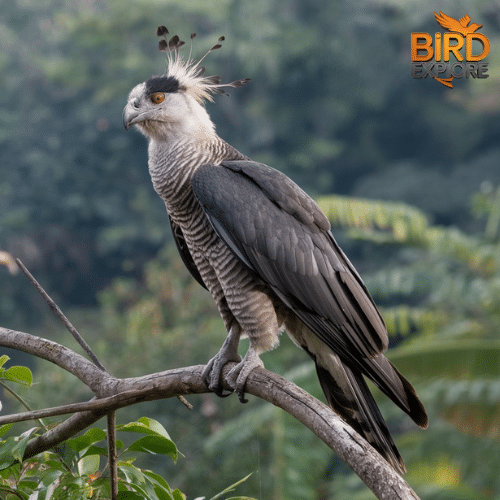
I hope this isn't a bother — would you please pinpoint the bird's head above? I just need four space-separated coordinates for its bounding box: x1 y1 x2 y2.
123 26 250 143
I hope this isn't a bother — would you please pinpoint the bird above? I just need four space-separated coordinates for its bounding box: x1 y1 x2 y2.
434 11 483 36
123 26 428 474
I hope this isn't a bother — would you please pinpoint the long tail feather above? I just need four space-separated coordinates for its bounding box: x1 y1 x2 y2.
315 359 406 474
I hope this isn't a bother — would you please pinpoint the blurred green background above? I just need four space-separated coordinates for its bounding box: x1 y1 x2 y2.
2 0 500 498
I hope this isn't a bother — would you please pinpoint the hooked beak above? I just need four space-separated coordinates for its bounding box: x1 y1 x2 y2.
123 104 140 130
123 102 156 130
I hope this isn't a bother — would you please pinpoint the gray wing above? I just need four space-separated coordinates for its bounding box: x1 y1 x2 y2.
192 160 387 357
192 160 427 428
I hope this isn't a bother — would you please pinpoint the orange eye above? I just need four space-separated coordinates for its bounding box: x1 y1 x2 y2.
150 92 165 104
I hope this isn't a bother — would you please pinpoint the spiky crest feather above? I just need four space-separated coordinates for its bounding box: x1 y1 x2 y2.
157 26 250 104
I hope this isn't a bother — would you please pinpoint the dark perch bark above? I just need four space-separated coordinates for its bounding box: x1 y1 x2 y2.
0 326 420 499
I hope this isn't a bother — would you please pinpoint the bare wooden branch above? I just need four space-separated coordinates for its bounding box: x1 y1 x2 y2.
15 259 108 372
177 395 193 410
0 391 149 425
0 327 108 392
24 410 109 459
0 326 421 499
0 380 48 431
107 412 118 500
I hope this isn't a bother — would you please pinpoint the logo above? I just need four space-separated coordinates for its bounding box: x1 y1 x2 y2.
411 11 490 88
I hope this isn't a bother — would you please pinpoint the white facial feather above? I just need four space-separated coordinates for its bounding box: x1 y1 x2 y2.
124 28 249 143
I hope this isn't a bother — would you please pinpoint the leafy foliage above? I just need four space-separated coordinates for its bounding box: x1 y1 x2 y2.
2 0 500 498
0 355 32 388
0 413 255 500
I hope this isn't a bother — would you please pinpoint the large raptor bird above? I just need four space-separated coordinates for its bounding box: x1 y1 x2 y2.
123 27 428 474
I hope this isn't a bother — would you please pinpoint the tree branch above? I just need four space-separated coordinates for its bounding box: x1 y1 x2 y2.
0 327 109 392
16 259 108 373
0 326 420 499
107 412 118 500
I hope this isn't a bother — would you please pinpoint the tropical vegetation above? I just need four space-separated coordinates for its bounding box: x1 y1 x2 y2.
2 0 500 498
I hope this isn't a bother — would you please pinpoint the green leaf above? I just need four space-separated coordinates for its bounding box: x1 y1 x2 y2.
137 417 171 439
54 441 78 468
117 422 158 436
142 469 172 491
81 445 108 458
11 428 38 463
3 366 32 386
117 493 145 499
390 340 500 379
172 489 186 500
43 459 67 471
83 427 106 444
127 436 177 461
154 487 175 500
0 355 10 369
17 478 38 490
40 467 64 487
52 474 86 498
117 417 171 439
317 195 429 242
209 474 253 500
89 477 111 498
68 427 106 452
0 424 13 438
78 453 100 476
118 464 146 486
1 487 29 500
118 464 159 500
118 465 169 500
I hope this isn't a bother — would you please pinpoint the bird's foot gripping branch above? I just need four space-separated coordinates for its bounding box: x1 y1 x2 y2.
0 260 422 499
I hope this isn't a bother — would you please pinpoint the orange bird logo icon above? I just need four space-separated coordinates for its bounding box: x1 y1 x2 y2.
432 12 485 88
434 11 483 36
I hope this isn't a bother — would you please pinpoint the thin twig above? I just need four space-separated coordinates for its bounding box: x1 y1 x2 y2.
15 259 108 373
0 392 189 426
107 412 118 500
0 380 48 431
177 395 193 410
0 391 146 425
